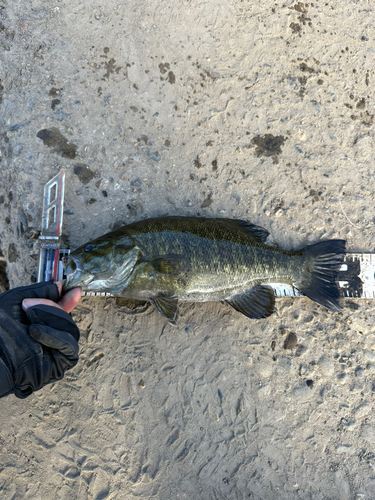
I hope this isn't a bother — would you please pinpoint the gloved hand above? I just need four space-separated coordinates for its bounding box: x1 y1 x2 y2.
0 281 82 399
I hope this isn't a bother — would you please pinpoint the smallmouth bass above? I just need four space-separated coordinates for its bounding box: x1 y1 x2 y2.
63 216 346 326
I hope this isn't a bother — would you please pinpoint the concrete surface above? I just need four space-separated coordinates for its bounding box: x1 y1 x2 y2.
0 0 375 498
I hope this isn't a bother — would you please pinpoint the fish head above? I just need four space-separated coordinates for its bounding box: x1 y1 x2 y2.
63 234 138 293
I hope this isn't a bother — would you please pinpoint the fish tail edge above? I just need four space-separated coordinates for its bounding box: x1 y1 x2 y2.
296 239 346 312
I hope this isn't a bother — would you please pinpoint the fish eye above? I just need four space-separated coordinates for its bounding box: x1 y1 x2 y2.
84 244 95 252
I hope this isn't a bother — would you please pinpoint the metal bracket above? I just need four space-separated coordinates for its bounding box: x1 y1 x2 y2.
37 169 69 283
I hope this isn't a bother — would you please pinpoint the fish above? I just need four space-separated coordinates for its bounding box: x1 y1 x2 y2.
63 216 346 326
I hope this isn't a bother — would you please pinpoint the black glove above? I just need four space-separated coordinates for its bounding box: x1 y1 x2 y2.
0 281 80 399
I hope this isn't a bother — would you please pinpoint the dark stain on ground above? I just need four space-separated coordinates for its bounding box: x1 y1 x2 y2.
212 159 218 171
37 128 77 159
49 87 62 97
296 63 316 98
159 63 170 74
167 71 176 84
361 113 374 127
289 2 312 33
299 62 315 73
356 97 366 109
0 21 15 51
201 192 213 208
290 22 302 34
51 99 61 109
103 58 121 79
8 243 19 263
158 63 175 84
74 164 96 184
297 76 307 99
283 331 298 350
0 82 4 105
138 135 148 144
194 155 202 168
49 87 62 109
251 134 287 158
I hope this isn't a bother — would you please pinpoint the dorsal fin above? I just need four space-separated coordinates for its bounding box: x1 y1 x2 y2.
215 219 269 243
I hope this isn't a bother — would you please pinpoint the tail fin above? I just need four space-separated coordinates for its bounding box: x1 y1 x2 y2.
296 240 346 312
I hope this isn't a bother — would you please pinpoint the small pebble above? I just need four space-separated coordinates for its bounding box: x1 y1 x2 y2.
364 351 375 361
354 403 371 418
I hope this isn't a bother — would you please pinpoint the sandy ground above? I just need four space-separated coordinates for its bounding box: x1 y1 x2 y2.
1 0 375 498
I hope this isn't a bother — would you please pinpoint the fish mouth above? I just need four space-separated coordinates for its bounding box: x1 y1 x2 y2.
63 256 92 291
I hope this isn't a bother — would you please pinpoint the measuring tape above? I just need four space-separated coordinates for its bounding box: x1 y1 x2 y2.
270 253 367 299
37 171 368 300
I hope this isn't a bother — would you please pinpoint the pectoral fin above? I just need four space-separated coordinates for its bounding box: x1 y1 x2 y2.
150 295 179 327
226 285 275 319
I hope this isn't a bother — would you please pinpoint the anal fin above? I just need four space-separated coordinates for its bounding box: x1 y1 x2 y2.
150 295 179 327
226 285 275 319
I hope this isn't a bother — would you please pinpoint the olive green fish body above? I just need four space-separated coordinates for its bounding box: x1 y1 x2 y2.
120 219 298 301
64 216 346 326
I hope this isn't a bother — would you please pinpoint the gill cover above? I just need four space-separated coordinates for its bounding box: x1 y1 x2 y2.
64 235 141 293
